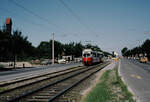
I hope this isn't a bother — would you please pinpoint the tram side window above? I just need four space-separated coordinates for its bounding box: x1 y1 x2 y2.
97 53 100 57
100 54 104 58
93 53 96 57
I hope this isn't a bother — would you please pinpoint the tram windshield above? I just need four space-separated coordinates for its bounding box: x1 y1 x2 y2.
83 53 91 57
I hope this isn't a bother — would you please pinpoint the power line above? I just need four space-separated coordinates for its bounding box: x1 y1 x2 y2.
0 7 51 31
58 0 93 33
8 0 59 28
6 0 92 38
0 7 15 15
7 0 73 36
0 6 73 39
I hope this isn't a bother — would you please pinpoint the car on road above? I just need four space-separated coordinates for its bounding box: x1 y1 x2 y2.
58 59 66 64
139 57 148 63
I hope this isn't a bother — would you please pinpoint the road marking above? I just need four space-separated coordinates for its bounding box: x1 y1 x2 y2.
130 74 142 79
136 75 142 79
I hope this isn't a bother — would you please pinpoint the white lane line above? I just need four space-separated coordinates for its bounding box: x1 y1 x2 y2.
130 74 142 80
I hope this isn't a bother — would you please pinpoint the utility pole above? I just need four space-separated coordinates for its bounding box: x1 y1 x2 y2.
52 33 54 65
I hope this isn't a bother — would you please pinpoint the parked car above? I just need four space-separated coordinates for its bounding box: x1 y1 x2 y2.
41 59 52 65
58 59 66 64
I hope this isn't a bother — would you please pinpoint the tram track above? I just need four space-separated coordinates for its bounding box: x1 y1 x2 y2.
0 66 85 101
0 62 109 102
0 66 83 87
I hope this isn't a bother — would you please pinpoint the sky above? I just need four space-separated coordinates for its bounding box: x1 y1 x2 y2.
0 0 150 54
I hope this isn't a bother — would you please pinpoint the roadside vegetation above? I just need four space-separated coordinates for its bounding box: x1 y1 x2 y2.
0 21 112 62
121 39 150 60
0 64 4 68
0 87 6 92
84 66 135 102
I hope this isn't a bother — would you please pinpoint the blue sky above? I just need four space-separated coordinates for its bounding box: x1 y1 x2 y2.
0 0 150 54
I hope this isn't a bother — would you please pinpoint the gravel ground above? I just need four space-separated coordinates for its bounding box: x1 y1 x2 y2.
52 62 115 102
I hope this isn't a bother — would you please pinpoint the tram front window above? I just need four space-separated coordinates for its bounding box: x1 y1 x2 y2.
83 53 90 57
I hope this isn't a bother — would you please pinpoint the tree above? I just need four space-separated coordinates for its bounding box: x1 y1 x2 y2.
85 44 101 51
122 39 150 59
12 30 36 60
37 41 51 58
0 30 12 61
74 42 84 57
141 39 150 59
37 40 64 59
63 42 75 56
53 40 64 58
121 47 128 56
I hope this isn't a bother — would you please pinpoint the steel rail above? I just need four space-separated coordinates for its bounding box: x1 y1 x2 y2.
47 63 108 102
0 66 86 95
6 62 109 102
0 65 83 87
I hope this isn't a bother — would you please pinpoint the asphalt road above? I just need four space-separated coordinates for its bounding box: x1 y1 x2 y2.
0 62 82 82
120 58 150 102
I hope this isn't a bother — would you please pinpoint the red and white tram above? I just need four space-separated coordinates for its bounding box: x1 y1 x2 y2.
82 49 104 66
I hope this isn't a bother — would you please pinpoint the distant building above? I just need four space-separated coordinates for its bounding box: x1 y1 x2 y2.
112 51 118 57
5 18 12 34
62 55 74 61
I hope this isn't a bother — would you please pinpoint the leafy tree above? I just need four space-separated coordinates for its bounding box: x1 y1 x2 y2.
0 29 37 61
85 44 101 51
122 39 150 60
141 39 150 59
74 42 84 57
121 47 128 56
12 30 36 60
37 41 51 58
0 27 110 61
53 40 64 58
63 42 75 56
0 30 13 61
37 40 64 59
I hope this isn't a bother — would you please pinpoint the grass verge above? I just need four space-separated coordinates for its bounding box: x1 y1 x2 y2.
0 88 5 91
84 66 135 102
0 64 4 68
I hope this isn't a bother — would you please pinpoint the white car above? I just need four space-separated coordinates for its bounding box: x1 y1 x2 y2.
58 59 66 64
41 59 52 65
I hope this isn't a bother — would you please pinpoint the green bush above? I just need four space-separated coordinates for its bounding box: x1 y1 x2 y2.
0 64 4 68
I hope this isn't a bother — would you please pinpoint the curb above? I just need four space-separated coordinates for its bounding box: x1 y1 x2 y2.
118 60 139 102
